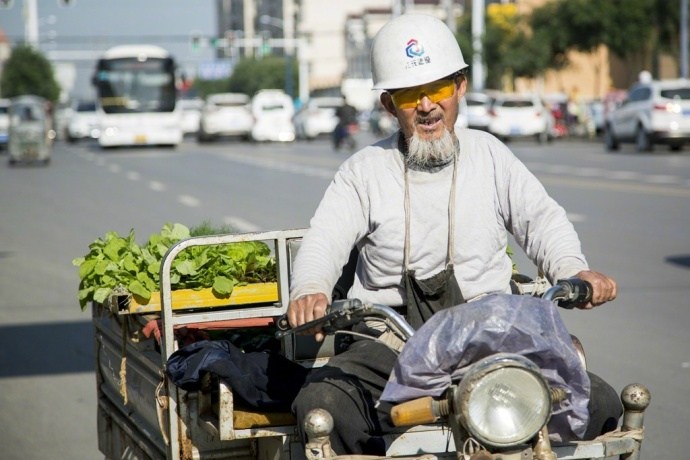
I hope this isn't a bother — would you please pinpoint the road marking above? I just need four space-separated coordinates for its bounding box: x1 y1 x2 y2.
567 213 587 222
178 195 200 207
224 216 262 232
220 152 335 179
108 164 121 173
149 181 166 192
609 170 641 180
126 171 141 181
643 174 680 184
572 167 602 177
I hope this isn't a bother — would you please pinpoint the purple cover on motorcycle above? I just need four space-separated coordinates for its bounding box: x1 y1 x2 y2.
380 293 590 441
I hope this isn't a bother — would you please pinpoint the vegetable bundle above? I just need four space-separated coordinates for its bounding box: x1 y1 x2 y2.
73 223 276 310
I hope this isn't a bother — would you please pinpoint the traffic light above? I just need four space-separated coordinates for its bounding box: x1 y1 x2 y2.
190 34 202 51
0 0 14 9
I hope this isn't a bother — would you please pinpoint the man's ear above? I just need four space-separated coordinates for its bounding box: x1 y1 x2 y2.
380 92 397 116
457 77 468 98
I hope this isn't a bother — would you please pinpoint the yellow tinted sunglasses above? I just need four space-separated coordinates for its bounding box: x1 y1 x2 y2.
389 79 457 109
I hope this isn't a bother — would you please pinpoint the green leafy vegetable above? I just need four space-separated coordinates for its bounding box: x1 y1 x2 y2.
73 222 276 310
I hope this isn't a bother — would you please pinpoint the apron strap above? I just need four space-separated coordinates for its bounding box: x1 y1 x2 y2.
403 150 459 270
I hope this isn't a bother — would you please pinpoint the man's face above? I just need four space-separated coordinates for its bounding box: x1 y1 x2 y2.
381 77 467 142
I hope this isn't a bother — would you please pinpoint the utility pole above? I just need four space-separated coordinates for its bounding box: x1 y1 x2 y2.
24 0 39 48
682 0 688 78
471 0 485 91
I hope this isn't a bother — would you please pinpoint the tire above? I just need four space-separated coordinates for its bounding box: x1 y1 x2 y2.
604 126 619 151
635 126 652 152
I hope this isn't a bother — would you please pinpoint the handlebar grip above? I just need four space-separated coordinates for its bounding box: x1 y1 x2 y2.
557 278 593 309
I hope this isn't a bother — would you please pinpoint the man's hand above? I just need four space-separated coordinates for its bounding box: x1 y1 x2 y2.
287 293 329 342
575 270 617 309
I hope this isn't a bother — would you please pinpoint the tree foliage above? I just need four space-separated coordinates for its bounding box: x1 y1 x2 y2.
456 0 684 90
0 45 60 102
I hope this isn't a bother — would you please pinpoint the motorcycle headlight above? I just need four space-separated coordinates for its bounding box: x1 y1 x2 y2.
455 353 551 447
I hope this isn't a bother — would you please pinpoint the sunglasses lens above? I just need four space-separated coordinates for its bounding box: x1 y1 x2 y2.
391 80 455 109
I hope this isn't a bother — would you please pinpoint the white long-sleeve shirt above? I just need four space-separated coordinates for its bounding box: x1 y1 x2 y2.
290 129 588 305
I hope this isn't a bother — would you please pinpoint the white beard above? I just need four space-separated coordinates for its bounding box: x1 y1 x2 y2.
406 129 457 169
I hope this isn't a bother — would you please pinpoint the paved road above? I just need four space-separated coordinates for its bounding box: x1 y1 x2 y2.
0 134 688 459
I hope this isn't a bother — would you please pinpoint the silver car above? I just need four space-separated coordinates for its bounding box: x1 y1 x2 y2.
604 79 690 152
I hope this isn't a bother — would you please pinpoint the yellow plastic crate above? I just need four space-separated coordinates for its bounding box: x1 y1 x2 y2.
117 282 279 314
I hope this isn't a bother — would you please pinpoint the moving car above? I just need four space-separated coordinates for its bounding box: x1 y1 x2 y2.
0 98 9 149
197 92 253 142
604 79 690 151
65 100 100 142
251 89 295 142
293 96 343 140
488 94 553 143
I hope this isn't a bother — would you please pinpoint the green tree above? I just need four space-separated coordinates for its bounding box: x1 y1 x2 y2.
228 56 297 97
531 0 680 78
0 45 60 102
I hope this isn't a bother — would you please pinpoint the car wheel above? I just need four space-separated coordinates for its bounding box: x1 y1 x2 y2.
635 126 652 152
669 143 682 152
536 131 548 144
604 126 619 151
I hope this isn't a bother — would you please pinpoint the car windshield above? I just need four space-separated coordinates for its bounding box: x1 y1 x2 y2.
661 88 690 100
500 100 534 108
77 102 97 112
217 101 247 108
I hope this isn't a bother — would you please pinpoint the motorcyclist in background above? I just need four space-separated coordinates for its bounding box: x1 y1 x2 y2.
288 13 621 455
333 96 358 151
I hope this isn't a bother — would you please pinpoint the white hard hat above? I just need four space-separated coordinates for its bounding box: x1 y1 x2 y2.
371 13 468 90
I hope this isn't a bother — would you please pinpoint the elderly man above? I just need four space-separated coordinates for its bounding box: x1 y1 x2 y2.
288 13 620 455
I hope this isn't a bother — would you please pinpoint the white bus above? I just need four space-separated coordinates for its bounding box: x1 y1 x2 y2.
93 45 183 148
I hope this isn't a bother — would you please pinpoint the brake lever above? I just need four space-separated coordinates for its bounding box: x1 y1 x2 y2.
274 299 364 338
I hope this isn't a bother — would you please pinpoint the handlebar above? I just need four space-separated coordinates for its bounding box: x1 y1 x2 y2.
543 277 593 309
276 278 593 339
275 298 415 341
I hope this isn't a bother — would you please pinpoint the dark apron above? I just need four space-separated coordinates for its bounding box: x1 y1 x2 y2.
403 264 464 329
402 152 465 330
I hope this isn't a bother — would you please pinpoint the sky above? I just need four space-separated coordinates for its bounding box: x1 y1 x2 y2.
0 0 218 100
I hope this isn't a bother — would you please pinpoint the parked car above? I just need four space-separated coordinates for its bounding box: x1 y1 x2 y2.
293 96 343 140
0 98 9 149
604 79 690 152
198 92 253 142
488 94 553 143
251 89 295 142
464 92 493 130
177 98 203 136
65 100 100 142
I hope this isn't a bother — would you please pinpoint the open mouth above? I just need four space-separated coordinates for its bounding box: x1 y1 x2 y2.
416 116 443 132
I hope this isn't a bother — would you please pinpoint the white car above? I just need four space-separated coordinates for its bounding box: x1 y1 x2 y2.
198 93 253 142
66 100 100 142
0 98 9 149
251 89 295 142
293 96 343 140
464 92 493 130
604 79 690 152
488 94 553 143
177 98 203 136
